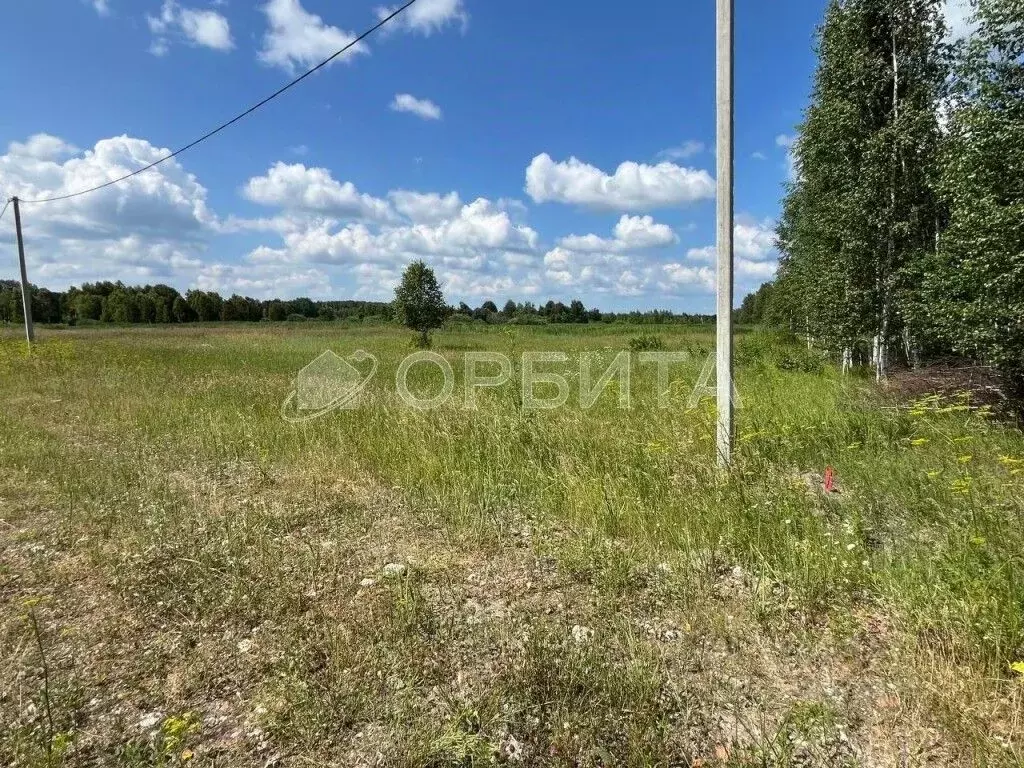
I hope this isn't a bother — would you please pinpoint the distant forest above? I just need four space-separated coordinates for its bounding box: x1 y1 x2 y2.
0 280 721 326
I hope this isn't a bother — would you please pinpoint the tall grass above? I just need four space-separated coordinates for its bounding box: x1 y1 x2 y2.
1 323 1022 765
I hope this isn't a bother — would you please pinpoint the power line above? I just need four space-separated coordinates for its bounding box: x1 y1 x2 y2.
0 199 9 222
17 0 420 206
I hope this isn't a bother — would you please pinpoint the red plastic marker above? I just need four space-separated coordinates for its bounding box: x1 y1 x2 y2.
824 466 835 493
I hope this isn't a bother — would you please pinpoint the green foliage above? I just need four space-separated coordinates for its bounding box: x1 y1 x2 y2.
734 280 776 325
922 0 1024 400
627 333 665 351
737 329 827 373
773 0 947 373
393 260 449 345
764 0 1024 403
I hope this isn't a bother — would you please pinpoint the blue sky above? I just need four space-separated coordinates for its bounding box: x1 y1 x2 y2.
0 0 942 312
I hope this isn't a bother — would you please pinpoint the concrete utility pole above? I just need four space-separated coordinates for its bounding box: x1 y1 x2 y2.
716 0 735 467
12 197 35 345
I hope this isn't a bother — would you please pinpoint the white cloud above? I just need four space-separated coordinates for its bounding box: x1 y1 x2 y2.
0 134 214 287
661 263 716 292
684 218 779 288
657 140 705 161
259 198 538 265
148 1 234 54
525 153 715 212
1 134 213 239
243 162 394 222
259 0 367 73
377 0 467 35
734 220 777 260
558 215 677 253
539 242 722 297
736 258 777 280
91 0 111 16
196 262 333 298
388 190 461 222
241 193 540 301
390 93 443 121
441 271 536 300
8 134 79 161
775 134 797 180
687 219 777 262
752 151 767 161
0 130 771 307
686 245 716 262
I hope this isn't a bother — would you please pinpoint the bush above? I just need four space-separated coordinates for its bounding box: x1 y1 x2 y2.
737 329 826 373
628 334 665 351
286 314 308 323
511 314 547 326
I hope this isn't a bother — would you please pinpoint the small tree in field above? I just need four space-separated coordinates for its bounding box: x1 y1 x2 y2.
394 261 448 347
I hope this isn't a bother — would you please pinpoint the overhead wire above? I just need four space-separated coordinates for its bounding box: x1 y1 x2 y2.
16 0 420 205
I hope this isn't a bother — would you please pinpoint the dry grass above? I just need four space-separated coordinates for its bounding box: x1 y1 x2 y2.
1 322 1022 766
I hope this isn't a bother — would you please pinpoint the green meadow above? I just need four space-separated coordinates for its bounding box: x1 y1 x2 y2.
1 323 1022 766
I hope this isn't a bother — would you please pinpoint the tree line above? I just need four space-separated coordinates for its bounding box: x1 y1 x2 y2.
452 299 712 325
0 281 393 325
0 279 714 327
754 0 1022 399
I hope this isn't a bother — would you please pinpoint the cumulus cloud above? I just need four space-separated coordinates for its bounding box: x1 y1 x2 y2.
243 162 394 222
544 216 778 299
525 153 715 212
238 185 540 300
1 131 771 306
661 263 716 292
7 134 79 161
0 134 215 287
196 262 333 298
685 218 779 286
735 220 777 260
388 190 461 223
252 198 537 267
557 215 677 253
657 140 705 161
687 220 776 262
542 246 623 291
1 133 213 239
259 0 367 73
238 165 538 285
542 215 677 295
390 93 443 121
148 0 234 54
541 246 713 298
377 0 467 35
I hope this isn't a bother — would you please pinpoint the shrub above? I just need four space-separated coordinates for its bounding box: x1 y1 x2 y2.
628 334 665 351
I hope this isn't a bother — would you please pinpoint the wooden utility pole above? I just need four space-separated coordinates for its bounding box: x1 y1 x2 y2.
716 0 735 467
12 197 35 345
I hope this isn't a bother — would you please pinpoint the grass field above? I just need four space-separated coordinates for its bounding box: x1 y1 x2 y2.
1 322 1023 766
